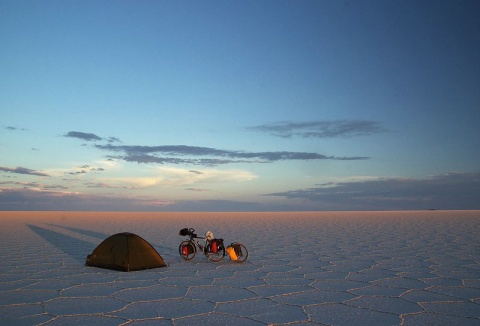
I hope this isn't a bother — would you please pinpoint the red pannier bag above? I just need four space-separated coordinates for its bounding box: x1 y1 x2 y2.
182 243 193 255
210 240 218 253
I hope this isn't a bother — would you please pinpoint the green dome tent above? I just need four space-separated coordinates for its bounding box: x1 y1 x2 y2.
85 232 166 271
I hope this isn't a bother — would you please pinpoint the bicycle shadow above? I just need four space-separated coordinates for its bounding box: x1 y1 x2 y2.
27 224 94 263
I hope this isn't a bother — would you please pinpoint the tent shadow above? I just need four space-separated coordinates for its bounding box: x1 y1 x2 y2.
27 224 93 263
40 224 171 261
44 223 108 240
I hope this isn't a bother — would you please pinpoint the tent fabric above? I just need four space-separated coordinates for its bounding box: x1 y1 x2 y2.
85 232 166 272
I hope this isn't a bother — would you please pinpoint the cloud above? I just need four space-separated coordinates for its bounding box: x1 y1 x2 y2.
161 199 281 212
0 188 173 211
84 181 131 189
0 166 49 177
76 165 105 173
64 131 103 141
5 126 27 131
95 144 368 165
67 170 87 175
0 180 68 191
0 187 287 211
0 184 295 211
3 171 478 211
266 172 480 210
63 130 369 166
104 167 256 189
64 131 121 143
248 120 388 138
107 137 121 143
62 164 106 177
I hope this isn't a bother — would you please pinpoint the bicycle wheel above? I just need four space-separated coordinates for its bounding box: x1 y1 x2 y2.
206 241 225 262
179 240 196 260
231 243 248 263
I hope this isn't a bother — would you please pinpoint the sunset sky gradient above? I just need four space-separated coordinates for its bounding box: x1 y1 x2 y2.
1 0 479 211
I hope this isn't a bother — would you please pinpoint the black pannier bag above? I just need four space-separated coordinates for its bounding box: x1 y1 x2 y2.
233 243 243 258
179 228 190 236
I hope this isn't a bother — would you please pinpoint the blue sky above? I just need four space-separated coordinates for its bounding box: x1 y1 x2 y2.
1 0 479 211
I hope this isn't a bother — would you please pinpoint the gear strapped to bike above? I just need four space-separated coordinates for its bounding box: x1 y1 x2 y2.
178 228 248 263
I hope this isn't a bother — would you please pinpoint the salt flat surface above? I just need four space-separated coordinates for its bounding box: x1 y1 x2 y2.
0 211 479 326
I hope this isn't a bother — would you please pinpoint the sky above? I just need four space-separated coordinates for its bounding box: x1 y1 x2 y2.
1 0 479 211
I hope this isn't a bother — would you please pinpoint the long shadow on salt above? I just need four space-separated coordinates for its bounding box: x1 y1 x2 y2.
27 224 93 262
45 223 108 240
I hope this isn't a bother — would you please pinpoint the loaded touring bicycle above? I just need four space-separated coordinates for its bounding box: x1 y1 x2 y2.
179 228 248 263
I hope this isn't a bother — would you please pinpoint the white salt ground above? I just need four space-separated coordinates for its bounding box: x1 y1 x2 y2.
0 211 479 326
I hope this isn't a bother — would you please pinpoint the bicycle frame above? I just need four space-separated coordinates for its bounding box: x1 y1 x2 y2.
190 235 207 254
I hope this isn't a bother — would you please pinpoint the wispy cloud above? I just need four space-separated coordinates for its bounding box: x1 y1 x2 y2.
102 167 256 189
5 126 27 131
62 129 370 166
67 170 87 175
0 166 49 177
106 137 121 143
64 131 103 141
95 144 368 165
84 181 132 189
0 188 174 211
2 171 478 211
74 165 105 173
266 172 480 210
0 186 284 211
64 131 121 143
60 164 107 177
0 180 67 191
248 120 388 138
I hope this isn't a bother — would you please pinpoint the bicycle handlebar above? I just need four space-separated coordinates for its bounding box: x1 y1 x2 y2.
180 227 207 240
